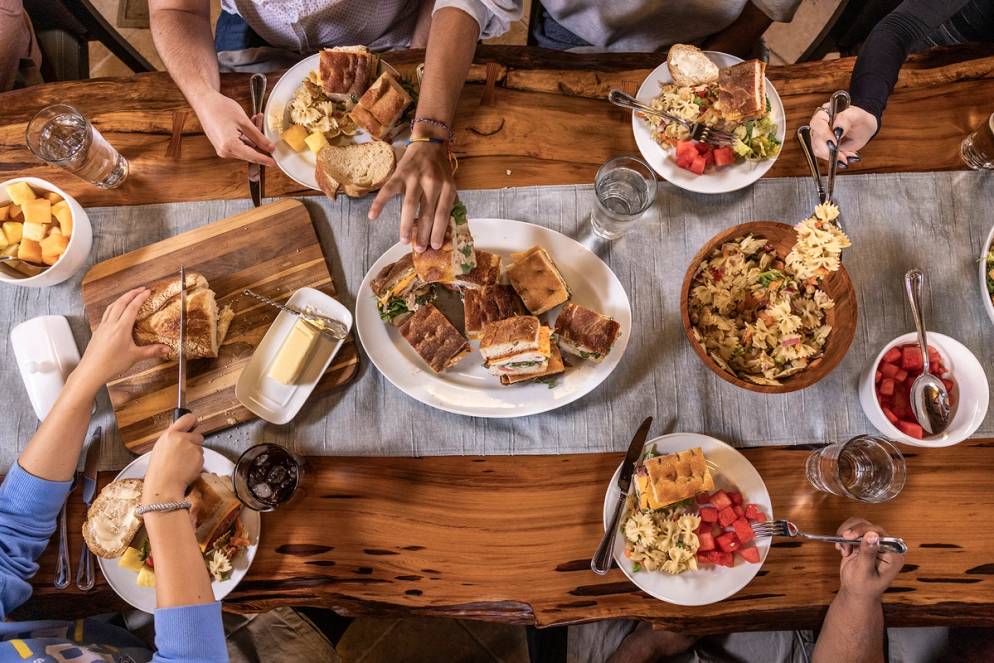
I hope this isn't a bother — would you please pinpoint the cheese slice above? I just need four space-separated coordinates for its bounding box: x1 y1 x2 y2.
268 319 320 385
377 272 416 307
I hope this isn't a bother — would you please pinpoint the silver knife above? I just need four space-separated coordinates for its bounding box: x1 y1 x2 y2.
248 73 267 207
242 288 348 340
174 266 191 421
76 426 102 591
591 416 653 575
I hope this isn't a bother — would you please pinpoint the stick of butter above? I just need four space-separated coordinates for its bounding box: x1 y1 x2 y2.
268 319 320 385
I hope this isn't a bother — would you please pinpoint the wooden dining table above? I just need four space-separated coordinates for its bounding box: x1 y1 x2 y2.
5 45 994 634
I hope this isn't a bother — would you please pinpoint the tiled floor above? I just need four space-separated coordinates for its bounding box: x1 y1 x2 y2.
85 0 845 78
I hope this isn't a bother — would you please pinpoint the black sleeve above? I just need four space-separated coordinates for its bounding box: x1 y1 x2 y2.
849 0 972 128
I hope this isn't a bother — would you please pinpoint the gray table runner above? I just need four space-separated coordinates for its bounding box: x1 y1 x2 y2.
2 171 992 471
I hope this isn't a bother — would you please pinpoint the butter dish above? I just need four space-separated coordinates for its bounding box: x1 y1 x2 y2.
11 315 82 420
235 287 352 424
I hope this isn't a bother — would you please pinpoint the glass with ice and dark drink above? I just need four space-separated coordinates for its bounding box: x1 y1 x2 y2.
233 444 303 511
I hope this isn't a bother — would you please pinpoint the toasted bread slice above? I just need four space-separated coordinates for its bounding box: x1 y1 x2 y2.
315 141 395 199
505 247 571 315
479 315 541 361
463 284 527 340
350 71 413 140
554 303 621 362
637 447 715 510
82 479 143 559
399 304 470 373
717 59 767 122
667 44 719 87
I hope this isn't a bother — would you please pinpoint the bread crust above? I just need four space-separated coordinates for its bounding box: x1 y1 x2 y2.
315 141 396 200
667 44 719 87
399 304 469 372
133 272 231 360
455 250 501 289
500 343 565 384
554 303 620 358
643 448 715 508
81 478 143 559
505 247 570 315
717 59 767 122
370 254 416 297
463 285 527 340
479 315 540 359
350 72 412 140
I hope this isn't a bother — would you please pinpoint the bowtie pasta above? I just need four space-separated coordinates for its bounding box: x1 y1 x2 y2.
622 500 702 575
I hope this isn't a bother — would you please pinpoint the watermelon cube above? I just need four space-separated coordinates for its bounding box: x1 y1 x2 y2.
901 346 923 371
744 504 766 522
715 532 741 553
718 506 738 527
738 546 761 564
698 530 716 552
699 507 719 523
897 420 924 439
733 518 755 544
882 347 901 364
710 490 733 510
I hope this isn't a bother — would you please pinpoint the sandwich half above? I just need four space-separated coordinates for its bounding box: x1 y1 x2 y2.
188 473 244 552
399 304 470 373
554 303 621 362
463 284 527 340
350 71 413 140
370 253 434 326
411 200 476 284
133 271 233 360
500 343 566 385
317 46 378 103
505 246 571 315
635 447 715 511
717 59 767 123
454 250 501 290
479 316 552 377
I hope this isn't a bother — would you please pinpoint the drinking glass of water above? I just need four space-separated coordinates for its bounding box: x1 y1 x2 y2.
805 435 906 503
961 111 994 170
25 104 129 189
589 155 657 240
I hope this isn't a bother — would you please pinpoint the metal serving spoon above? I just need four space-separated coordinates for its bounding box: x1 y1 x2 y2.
904 268 951 435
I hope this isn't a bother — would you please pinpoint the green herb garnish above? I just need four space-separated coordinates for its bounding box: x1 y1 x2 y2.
451 200 468 225
757 269 784 287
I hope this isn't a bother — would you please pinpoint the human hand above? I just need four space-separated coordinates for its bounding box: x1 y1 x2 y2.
196 90 276 166
835 517 904 603
143 413 204 503
74 287 171 390
810 105 878 166
368 140 456 253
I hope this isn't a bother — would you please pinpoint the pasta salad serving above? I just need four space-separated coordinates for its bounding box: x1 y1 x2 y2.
688 203 851 386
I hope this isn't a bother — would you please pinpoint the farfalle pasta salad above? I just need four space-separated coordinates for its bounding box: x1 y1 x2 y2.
688 203 850 385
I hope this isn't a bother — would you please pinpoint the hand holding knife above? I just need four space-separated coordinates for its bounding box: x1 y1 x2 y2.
591 417 653 575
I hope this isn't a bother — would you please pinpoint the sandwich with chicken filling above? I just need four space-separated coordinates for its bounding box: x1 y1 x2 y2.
370 253 434 326
479 316 553 377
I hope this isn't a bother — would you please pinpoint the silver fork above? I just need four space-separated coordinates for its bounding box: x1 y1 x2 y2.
607 89 737 147
752 520 908 554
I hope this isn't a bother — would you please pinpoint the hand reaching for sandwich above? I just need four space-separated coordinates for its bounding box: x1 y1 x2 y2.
143 413 205 504
809 105 878 166
369 139 457 253
74 287 171 392
196 90 276 167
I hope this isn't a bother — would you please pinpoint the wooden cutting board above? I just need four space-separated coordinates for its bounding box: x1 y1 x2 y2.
81 199 359 454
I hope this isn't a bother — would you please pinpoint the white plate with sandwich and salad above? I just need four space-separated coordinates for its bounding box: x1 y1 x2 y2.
356 202 632 418
82 448 260 614
632 44 786 194
265 46 416 196
602 433 773 606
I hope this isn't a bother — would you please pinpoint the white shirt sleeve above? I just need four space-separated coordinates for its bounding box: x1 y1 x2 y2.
751 0 803 23
432 0 524 40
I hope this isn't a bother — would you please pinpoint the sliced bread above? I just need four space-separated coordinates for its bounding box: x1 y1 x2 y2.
667 44 719 87
315 141 396 199
82 478 144 559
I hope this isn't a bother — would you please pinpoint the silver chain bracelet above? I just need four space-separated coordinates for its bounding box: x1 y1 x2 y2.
135 501 192 516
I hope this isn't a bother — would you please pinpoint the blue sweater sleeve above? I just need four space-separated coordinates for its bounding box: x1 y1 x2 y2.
153 601 229 663
0 463 73 620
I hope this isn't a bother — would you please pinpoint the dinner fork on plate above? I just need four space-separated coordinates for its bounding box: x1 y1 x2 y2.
607 89 737 147
751 519 908 554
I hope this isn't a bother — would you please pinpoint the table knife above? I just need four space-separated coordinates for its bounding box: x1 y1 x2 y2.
76 426 102 591
174 266 191 421
591 416 653 575
242 288 348 340
248 73 267 207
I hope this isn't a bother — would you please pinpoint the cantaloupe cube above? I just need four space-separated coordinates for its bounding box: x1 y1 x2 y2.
304 130 329 153
17 238 42 263
22 198 51 225
0 227 8 250
281 124 309 152
40 231 68 258
1 243 17 258
22 222 46 242
3 221 22 243
0 205 8 221
52 201 72 236
6 182 36 206
46 191 63 204
9 205 21 220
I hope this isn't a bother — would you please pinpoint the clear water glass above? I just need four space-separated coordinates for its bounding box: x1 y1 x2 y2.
233 443 304 512
589 155 657 239
25 104 129 189
806 435 906 503
961 112 994 170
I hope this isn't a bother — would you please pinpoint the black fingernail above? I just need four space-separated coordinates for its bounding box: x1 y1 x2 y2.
827 140 836 151
849 155 861 163
838 162 847 170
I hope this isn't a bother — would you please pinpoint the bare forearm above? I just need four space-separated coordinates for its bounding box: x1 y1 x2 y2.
813 592 885 663
144 510 214 608
415 7 479 132
18 372 98 482
149 2 221 108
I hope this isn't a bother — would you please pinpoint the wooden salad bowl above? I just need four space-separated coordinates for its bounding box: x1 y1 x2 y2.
679 221 857 394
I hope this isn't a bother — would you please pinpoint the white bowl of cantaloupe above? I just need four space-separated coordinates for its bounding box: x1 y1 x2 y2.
0 177 92 287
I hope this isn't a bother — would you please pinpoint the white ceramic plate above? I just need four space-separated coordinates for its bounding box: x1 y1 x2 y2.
235 287 352 424
632 52 786 195
602 433 773 606
979 223 994 326
356 218 632 417
97 448 261 614
263 54 407 191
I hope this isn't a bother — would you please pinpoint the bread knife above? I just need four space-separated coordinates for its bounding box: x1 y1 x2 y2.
174 266 191 421
591 416 653 575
